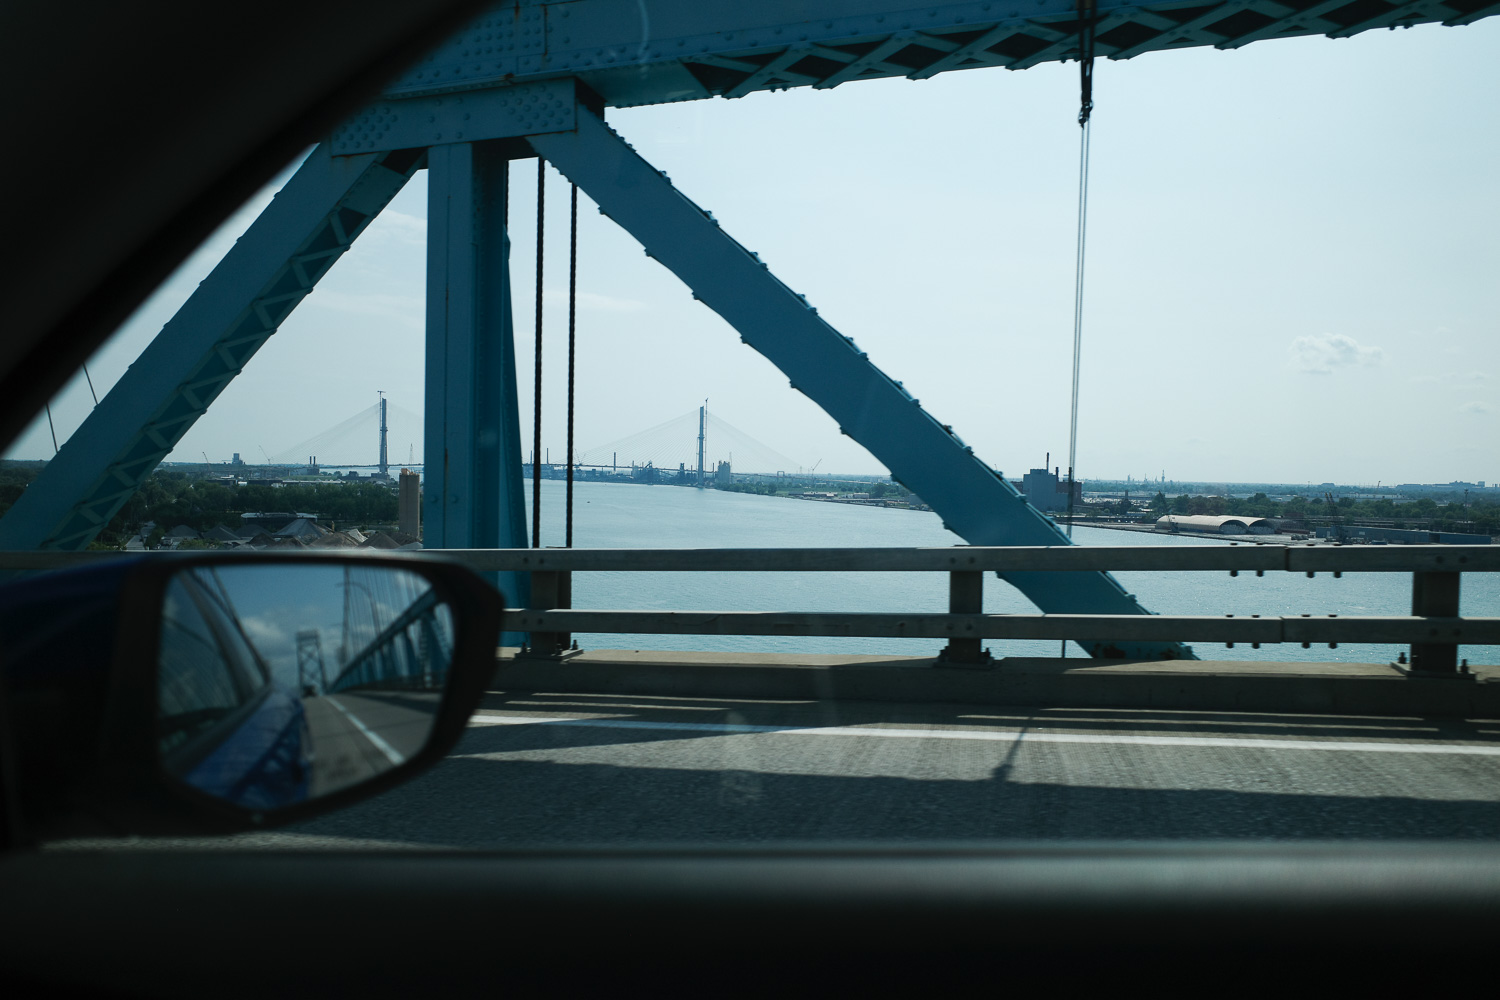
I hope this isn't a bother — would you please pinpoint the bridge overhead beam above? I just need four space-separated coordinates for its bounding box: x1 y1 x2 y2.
363 0 1495 111
0 146 422 552
423 142 531 614
529 107 1191 660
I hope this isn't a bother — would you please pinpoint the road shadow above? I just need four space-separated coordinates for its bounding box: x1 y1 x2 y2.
280 753 1500 849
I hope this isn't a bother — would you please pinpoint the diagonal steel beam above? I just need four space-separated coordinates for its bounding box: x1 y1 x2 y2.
907 24 1036 78
0 144 423 551
530 108 1191 660
724 48 827 99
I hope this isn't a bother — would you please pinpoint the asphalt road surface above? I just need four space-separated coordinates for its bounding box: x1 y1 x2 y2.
164 689 1500 849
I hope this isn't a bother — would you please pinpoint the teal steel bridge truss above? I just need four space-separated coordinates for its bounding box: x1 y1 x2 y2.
4 0 1492 658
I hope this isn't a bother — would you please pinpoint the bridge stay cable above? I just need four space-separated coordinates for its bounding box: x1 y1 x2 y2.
566 183 578 549
1065 0 1096 544
1062 0 1097 656
532 158 546 549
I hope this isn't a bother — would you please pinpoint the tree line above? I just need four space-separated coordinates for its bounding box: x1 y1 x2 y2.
0 466 398 549
1145 491 1499 534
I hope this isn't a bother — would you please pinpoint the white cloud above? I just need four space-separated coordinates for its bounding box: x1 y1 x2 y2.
237 615 298 673
1288 333 1384 375
1460 401 1490 414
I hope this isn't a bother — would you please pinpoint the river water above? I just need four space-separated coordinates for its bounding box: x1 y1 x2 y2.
519 479 1497 664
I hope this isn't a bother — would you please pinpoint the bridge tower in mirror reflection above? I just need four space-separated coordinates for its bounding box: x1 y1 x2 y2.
296 629 327 697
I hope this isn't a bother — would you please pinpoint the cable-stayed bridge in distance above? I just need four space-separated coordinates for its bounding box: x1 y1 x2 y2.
571 408 809 480
250 401 807 482
261 399 423 469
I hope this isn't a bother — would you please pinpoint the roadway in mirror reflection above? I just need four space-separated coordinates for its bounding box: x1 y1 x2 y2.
158 564 454 808
304 691 442 796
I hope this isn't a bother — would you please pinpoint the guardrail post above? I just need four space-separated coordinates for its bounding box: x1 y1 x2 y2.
937 570 990 666
526 569 573 657
1409 571 1461 674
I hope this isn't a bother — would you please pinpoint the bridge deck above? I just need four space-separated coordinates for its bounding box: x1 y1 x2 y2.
52 651 1500 850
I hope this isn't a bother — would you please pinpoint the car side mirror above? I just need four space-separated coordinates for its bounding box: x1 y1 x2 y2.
0 554 502 842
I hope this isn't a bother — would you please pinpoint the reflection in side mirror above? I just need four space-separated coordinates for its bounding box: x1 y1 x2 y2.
158 564 456 811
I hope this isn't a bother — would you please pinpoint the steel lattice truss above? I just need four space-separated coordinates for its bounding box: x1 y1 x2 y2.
380 0 1497 109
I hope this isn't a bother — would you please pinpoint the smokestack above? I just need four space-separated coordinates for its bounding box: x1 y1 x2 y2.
398 468 420 538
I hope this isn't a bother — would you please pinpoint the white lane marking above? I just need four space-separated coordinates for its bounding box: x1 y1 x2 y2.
327 697 405 766
467 713 1500 758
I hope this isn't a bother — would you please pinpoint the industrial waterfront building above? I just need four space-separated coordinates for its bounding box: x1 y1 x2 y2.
1019 466 1082 512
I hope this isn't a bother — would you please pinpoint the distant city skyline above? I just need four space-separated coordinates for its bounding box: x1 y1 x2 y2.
5 23 1496 487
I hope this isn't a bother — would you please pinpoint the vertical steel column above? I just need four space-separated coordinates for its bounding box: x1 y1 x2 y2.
424 142 530 618
938 571 990 666
1409 571 1461 674
526 569 571 657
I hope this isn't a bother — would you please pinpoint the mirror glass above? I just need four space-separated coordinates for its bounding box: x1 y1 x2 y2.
156 564 455 811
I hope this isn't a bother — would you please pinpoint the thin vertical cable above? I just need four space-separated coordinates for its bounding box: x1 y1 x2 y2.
1066 118 1090 542
566 183 578 549
82 364 98 406
44 404 58 454
532 157 545 548
1065 0 1096 544
1063 0 1097 659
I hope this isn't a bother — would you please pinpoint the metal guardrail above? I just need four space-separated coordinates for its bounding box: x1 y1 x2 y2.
3 545 1493 671
503 611 1497 648
429 545 1500 575
1 544 1492 574
444 545 1492 672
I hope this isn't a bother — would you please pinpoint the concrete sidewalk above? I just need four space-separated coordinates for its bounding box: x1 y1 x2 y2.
493 648 1500 718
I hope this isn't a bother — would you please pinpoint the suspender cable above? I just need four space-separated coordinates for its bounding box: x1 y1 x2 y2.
565 183 578 548
1065 0 1096 543
532 157 546 549
82 364 98 406
44 403 58 454
1063 0 1096 658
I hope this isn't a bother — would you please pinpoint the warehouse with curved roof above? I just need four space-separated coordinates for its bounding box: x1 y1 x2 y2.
1155 515 1276 536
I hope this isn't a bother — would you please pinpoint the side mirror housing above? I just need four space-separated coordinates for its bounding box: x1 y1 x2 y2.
0 554 502 842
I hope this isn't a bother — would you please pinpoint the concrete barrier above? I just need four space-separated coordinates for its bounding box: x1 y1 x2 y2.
493 649 1500 718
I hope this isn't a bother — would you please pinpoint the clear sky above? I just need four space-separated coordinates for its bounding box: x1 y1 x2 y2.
9 20 1498 486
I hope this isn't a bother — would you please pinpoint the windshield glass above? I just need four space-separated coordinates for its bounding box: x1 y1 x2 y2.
10 11 1499 853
